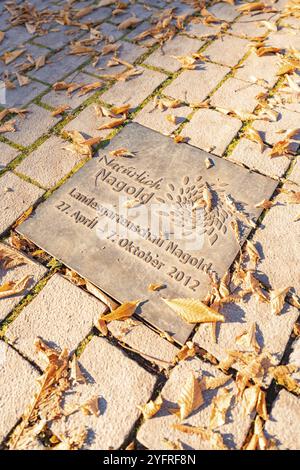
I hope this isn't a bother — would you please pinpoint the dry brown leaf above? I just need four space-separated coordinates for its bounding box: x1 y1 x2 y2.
148 283 164 292
123 198 140 209
246 240 260 265
203 184 213 212
210 388 232 428
173 135 186 143
202 375 231 391
210 431 228 450
255 199 274 209
51 105 70 116
176 341 197 362
80 396 100 416
245 416 269 450
70 356 86 384
0 31 5 44
35 55 46 70
287 191 300 204
245 271 268 302
0 245 26 270
205 157 214 169
272 364 300 395
236 322 260 353
109 147 135 158
171 54 197 69
237 2 266 12
137 396 163 420
0 275 31 299
101 43 120 55
100 300 140 323
270 286 290 315
16 72 30 87
172 423 211 439
94 317 108 336
97 116 126 130
270 139 291 157
2 48 25 64
175 373 203 420
166 114 176 124
118 17 141 30
246 128 265 151
256 46 281 56
0 119 16 133
162 298 225 324
77 81 102 96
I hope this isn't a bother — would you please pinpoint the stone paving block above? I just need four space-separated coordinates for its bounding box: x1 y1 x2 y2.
246 180 300 294
164 62 230 104
4 80 49 108
229 12 279 38
33 23 84 50
17 135 85 189
63 104 113 140
84 41 147 77
4 104 60 147
50 336 157 450
253 107 300 152
6 274 107 369
29 49 87 84
210 77 265 114
0 43 50 77
108 319 179 370
277 72 300 114
208 2 239 22
0 142 18 170
76 6 112 25
193 293 299 385
180 108 242 156
125 21 158 47
235 52 280 88
145 35 204 73
41 71 102 109
0 242 47 322
0 10 10 31
185 21 221 39
204 35 249 67
289 158 300 186
280 16 300 29
101 67 167 110
110 3 153 25
266 28 300 51
264 390 300 449
229 138 290 179
0 343 40 443
137 356 252 450
133 99 190 135
0 172 44 235
0 26 32 54
96 22 125 43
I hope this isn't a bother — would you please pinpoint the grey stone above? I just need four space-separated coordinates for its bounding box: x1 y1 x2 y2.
4 80 49 108
145 35 204 72
0 172 44 235
164 63 230 104
247 182 300 293
0 26 32 54
137 356 252 450
6 274 107 369
204 35 249 67
0 43 50 77
133 100 190 135
266 28 300 52
101 67 167 110
29 49 87 84
265 390 300 449
84 41 147 77
17 135 86 189
18 124 277 343
253 107 300 153
210 77 265 114
125 21 158 47
95 22 125 43
0 343 40 443
180 108 242 156
229 138 290 179
4 104 60 147
41 71 103 109
110 3 153 25
185 21 221 39
193 293 299 385
108 319 179 370
289 158 300 185
235 52 281 88
75 6 112 25
229 13 279 39
63 104 113 140
0 242 47 322
33 23 84 50
0 142 18 170
50 336 156 450
208 2 239 22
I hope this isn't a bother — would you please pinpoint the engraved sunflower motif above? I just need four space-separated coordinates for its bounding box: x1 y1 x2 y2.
156 175 230 246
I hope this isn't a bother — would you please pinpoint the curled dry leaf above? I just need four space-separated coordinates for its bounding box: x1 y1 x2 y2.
80 396 100 417
70 356 86 384
1 48 25 64
202 375 231 391
118 17 142 30
270 286 290 315
246 128 265 151
237 2 266 12
0 244 26 270
100 300 140 323
245 416 269 450
246 240 260 265
172 423 211 439
51 104 70 116
270 139 291 157
255 199 274 209
148 283 164 292
175 373 203 420
210 388 232 429
162 298 225 324
97 116 126 130
0 275 31 299
123 198 140 209
176 341 197 362
235 322 260 353
272 364 300 395
16 72 30 87
205 157 214 169
210 431 228 450
203 184 213 212
0 119 16 133
173 135 187 143
286 191 300 204
256 46 281 56
109 148 135 158
154 97 181 110
137 396 163 420
77 81 103 96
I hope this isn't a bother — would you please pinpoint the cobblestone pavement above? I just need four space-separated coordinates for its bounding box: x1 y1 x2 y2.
0 0 300 451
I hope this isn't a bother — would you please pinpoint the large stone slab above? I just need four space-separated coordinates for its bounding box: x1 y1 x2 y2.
17 123 277 343
265 390 300 450
0 142 18 170
137 356 252 450
0 343 40 444
50 336 157 450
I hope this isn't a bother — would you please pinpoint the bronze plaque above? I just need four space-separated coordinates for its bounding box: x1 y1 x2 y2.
18 124 277 343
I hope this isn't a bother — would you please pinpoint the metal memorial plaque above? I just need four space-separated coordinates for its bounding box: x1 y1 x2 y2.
18 123 277 343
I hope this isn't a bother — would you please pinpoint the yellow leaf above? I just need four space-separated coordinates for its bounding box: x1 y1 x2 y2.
100 300 140 323
97 116 126 130
51 104 70 116
172 423 210 439
137 396 163 419
176 373 203 420
80 396 100 416
270 286 290 315
148 283 164 292
210 388 232 428
118 17 141 30
162 298 225 324
246 128 265 151
0 275 31 299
